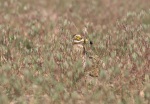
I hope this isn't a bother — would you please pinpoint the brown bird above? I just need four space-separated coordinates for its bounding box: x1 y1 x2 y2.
72 34 99 78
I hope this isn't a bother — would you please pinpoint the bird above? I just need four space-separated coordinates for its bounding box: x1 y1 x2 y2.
72 34 99 79
72 34 88 69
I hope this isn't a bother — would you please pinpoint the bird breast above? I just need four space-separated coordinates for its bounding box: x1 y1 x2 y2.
73 44 84 54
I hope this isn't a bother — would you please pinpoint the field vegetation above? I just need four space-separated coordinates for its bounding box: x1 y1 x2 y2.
0 0 150 103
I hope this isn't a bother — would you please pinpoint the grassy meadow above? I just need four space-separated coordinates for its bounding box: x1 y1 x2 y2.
0 0 150 103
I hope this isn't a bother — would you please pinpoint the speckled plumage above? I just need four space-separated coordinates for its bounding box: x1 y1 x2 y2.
72 34 99 79
72 43 86 69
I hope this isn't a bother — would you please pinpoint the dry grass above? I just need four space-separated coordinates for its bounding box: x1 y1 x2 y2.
0 0 150 104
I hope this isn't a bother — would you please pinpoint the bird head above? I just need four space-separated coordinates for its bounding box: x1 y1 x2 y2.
73 34 91 44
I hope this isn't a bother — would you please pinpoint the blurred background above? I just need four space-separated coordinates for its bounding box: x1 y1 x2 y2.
0 0 150 104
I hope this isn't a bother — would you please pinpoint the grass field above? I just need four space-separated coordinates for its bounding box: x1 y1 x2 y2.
0 0 150 104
